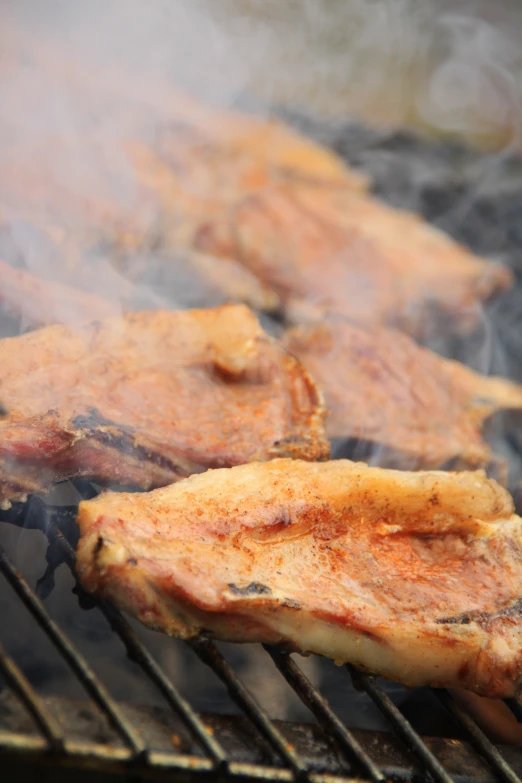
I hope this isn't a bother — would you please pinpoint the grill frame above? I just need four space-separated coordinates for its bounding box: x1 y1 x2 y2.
1 500 522 783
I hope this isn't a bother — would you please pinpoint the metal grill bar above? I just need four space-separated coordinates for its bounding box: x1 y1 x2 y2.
44 515 228 768
100 599 228 767
189 638 309 780
435 690 522 783
265 646 384 783
0 543 146 758
347 666 454 783
0 641 64 752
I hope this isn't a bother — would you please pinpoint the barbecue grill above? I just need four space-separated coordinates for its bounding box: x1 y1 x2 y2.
2 120 522 783
1 494 522 783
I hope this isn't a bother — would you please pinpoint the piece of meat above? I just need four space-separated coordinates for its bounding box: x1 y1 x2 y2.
76 458 522 698
448 690 522 745
1 18 512 338
0 305 328 504
0 119 350 322
0 24 365 278
1 18 366 191
227 184 513 337
282 320 522 477
127 140 512 338
0 23 363 328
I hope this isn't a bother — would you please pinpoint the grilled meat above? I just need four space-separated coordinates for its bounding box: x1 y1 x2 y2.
127 137 512 337
0 28 365 307
3 19 366 192
1 28 509 338
220 184 512 336
76 458 522 698
283 320 522 476
0 117 354 322
0 306 328 504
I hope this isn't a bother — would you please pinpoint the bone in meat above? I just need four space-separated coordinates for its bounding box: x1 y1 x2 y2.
0 306 328 504
283 320 522 477
76 458 522 698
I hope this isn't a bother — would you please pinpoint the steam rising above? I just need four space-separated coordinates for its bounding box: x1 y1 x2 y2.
0 1 279 320
0 0 520 325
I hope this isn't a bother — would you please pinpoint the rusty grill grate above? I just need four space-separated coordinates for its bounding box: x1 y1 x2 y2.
1 499 522 783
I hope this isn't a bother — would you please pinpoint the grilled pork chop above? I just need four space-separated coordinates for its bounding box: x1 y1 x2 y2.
0 306 328 504
0 20 512 338
0 30 365 312
76 458 522 697
128 139 512 338
283 320 522 476
225 183 512 336
3 20 366 192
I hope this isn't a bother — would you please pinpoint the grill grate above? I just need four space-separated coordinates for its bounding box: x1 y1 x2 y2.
1 500 522 782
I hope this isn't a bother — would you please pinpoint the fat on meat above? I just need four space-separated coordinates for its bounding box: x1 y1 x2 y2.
77 458 522 698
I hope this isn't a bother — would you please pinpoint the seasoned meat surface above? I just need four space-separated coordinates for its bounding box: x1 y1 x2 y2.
76 458 522 697
0 306 328 503
218 184 512 336
283 320 522 475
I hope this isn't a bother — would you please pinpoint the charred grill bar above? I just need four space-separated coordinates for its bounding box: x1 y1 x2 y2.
0 499 522 783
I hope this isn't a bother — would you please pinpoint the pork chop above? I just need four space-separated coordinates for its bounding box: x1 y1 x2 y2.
0 306 328 504
128 139 512 338
0 19 512 338
76 458 522 698
283 320 522 476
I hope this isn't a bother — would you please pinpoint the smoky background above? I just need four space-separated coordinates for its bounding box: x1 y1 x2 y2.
0 0 522 738
6 0 522 146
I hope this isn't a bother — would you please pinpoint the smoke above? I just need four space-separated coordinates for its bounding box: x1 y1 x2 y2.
4 0 275 104
214 0 522 148
1 0 521 320
2 0 522 741
0 0 280 322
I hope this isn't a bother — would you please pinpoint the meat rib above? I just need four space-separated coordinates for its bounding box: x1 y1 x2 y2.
283 320 522 475
0 306 328 504
76 458 522 697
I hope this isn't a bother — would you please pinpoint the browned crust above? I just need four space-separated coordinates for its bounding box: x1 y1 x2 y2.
283 320 522 477
0 306 329 503
76 459 522 697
